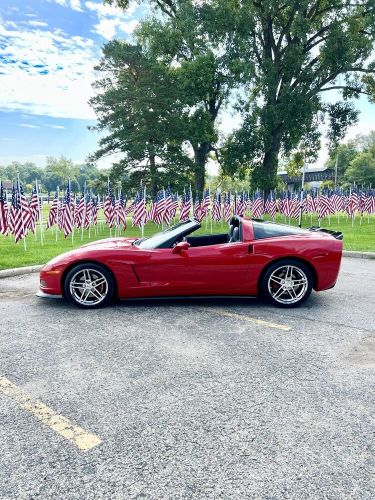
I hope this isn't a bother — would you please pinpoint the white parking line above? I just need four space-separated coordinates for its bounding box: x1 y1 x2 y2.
208 308 291 331
0 376 101 452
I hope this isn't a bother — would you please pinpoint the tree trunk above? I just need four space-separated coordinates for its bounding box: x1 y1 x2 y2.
193 142 210 193
149 153 158 199
261 127 282 199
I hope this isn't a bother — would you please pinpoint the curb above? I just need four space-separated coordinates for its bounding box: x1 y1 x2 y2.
343 251 375 260
0 265 44 279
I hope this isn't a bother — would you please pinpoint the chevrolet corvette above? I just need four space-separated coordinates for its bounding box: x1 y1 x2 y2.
37 216 343 308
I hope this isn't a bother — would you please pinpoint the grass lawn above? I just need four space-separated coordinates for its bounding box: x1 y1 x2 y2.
0 209 374 270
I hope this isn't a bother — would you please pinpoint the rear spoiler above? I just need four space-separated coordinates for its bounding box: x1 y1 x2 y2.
308 226 343 240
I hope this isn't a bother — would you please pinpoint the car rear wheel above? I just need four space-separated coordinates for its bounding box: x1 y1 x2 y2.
64 263 114 308
261 260 313 308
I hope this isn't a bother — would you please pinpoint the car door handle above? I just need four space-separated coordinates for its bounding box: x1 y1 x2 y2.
248 245 254 254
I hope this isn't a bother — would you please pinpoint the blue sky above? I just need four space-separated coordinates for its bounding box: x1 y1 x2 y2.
0 0 143 169
0 0 375 171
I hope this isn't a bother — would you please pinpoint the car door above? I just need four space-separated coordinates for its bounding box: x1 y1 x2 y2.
147 241 251 296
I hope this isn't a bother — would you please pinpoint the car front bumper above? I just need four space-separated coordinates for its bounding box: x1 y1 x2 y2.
36 290 62 299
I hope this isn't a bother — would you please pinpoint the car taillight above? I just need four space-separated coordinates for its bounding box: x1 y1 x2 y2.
40 279 47 288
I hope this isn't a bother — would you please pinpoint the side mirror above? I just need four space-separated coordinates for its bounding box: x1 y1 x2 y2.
172 241 190 254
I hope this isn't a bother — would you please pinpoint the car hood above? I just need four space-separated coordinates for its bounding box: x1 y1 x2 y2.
80 237 138 249
42 237 139 270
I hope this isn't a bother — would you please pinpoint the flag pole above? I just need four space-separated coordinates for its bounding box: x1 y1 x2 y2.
56 185 59 242
71 184 75 245
81 181 86 241
141 185 146 238
298 155 306 228
36 179 44 246
17 175 27 251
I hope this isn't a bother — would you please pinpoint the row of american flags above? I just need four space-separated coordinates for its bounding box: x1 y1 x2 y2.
1 179 375 244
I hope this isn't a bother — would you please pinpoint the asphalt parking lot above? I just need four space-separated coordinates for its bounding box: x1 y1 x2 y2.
0 258 374 499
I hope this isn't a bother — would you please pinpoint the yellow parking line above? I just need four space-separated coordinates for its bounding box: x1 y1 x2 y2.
0 376 101 452
209 308 291 331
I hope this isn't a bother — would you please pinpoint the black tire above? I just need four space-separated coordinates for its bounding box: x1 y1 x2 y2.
260 259 313 308
63 263 115 309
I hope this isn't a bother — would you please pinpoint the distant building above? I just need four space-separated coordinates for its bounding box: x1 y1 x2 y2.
278 167 334 190
1 180 13 190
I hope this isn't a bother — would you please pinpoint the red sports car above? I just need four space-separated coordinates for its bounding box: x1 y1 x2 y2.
37 216 343 308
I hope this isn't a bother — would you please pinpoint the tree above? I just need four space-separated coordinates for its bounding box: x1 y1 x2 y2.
43 156 79 192
103 1 244 192
90 41 193 197
107 1 375 193
324 141 358 181
222 0 375 193
345 151 375 185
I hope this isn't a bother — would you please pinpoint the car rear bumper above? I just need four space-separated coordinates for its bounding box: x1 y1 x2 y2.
36 290 62 299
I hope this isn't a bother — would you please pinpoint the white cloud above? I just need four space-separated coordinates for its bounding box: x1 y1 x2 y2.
19 123 40 128
94 18 118 40
49 0 84 12
85 1 137 17
93 17 139 40
27 21 48 27
0 24 98 119
85 0 139 39
48 125 66 129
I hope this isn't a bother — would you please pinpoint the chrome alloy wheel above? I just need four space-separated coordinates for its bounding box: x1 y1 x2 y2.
69 268 109 306
267 265 309 305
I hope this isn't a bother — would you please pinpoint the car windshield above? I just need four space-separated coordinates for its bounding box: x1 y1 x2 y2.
134 220 200 249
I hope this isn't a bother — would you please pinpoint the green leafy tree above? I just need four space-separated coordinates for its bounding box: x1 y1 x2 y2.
325 141 358 182
345 151 375 186
43 156 79 192
107 0 375 194
221 0 375 193
103 1 244 192
90 41 193 198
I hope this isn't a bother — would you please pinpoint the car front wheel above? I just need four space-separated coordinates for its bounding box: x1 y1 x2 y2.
64 263 115 308
261 260 313 307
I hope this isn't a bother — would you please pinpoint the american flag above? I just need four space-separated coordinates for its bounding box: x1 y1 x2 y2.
62 180 74 237
75 193 85 229
348 189 359 216
359 190 367 215
150 190 165 224
236 192 246 217
291 192 301 219
331 189 344 213
170 192 179 219
281 191 293 217
84 195 93 229
9 184 25 242
47 191 58 229
193 195 204 222
93 197 99 225
104 182 115 228
211 192 222 222
163 188 174 225
318 190 331 219
252 191 264 218
0 181 8 235
265 191 276 219
224 192 231 222
18 182 32 233
115 192 127 229
29 184 40 232
132 183 146 227
201 188 210 217
179 190 191 221
365 189 375 214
